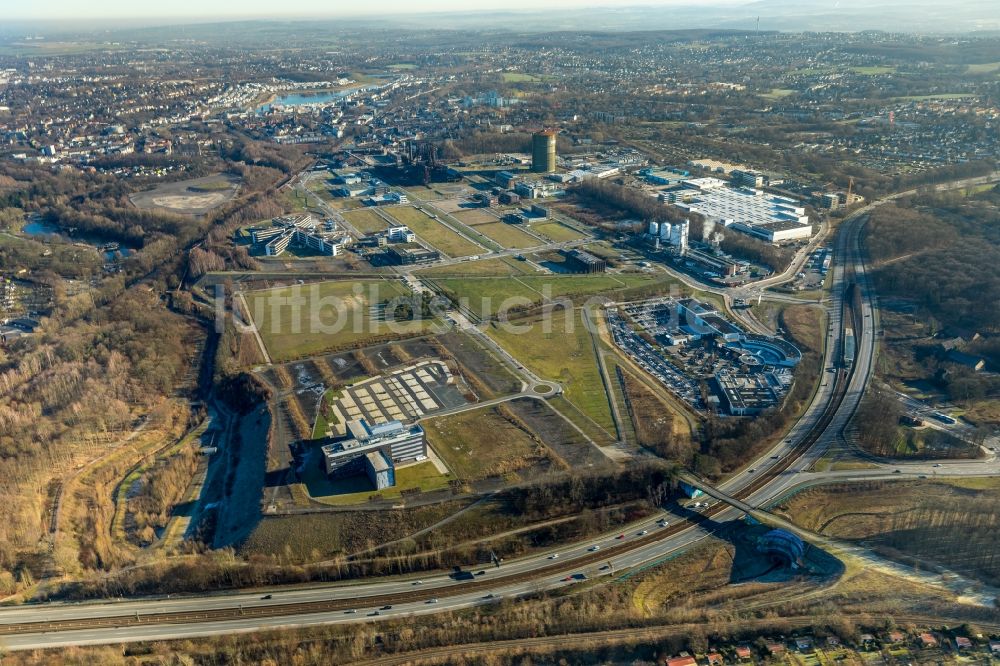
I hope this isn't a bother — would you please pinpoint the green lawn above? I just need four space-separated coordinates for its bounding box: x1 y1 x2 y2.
384 206 483 257
762 88 796 100
416 257 536 277
473 222 542 249
967 62 1000 74
432 274 674 319
306 177 335 201
896 93 972 101
851 65 896 75
280 188 310 213
425 406 548 481
312 388 342 439
301 460 451 506
487 309 615 431
531 221 586 242
502 72 544 82
247 279 433 361
342 208 389 234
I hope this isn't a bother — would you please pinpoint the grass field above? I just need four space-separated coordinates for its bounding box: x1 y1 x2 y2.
781 304 826 353
306 177 335 201
342 208 389 234
247 279 434 361
416 257 536 277
189 179 235 192
301 460 451 506
967 61 1000 74
897 93 972 101
531 221 586 242
762 88 796 100
473 222 542 249
425 406 550 481
452 209 497 226
279 188 310 213
432 274 673 319
775 479 1000 587
502 72 545 82
384 206 483 257
487 309 615 431
240 501 463 559
851 65 896 75
312 388 341 439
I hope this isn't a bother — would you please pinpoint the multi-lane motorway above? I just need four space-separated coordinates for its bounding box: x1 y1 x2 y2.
1 175 997 651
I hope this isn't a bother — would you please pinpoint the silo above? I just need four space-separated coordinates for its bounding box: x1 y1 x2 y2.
659 222 672 242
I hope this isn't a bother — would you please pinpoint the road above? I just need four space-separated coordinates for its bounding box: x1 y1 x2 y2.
2 174 998 651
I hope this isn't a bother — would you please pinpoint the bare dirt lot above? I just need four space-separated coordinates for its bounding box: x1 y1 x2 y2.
434 330 522 399
130 173 241 215
506 396 612 470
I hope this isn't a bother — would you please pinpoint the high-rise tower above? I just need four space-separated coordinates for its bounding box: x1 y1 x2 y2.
531 129 558 173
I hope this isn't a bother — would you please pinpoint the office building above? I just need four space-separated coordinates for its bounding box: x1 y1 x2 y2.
387 225 416 243
730 169 766 188
561 248 606 273
321 419 427 484
250 214 349 257
388 244 441 265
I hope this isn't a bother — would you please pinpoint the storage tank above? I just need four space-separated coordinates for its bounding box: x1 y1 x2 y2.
647 220 660 237
659 222 672 241
670 219 689 254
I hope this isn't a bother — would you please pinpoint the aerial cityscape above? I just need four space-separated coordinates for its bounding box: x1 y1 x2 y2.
0 1 999 663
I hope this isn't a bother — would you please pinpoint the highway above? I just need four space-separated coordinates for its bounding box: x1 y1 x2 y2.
2 174 998 651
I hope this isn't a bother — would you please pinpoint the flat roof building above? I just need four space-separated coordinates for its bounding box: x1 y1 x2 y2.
322 419 426 483
671 184 812 243
387 244 441 265
561 248 606 273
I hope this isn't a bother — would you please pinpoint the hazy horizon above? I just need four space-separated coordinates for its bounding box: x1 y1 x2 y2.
6 0 745 21
3 0 998 35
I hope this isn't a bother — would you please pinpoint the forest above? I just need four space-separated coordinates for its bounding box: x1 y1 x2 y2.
867 189 1000 334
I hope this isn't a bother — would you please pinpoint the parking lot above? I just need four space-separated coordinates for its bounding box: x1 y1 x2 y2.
606 308 703 409
326 360 469 436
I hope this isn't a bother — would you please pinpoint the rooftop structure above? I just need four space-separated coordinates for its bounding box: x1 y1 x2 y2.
713 371 787 416
561 248 606 273
387 244 441 265
321 418 426 482
670 184 812 243
249 214 349 257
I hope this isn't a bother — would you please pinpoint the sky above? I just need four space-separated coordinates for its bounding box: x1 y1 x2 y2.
3 0 743 20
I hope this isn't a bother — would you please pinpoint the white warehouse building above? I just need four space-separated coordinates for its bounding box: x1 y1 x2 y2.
671 181 812 243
